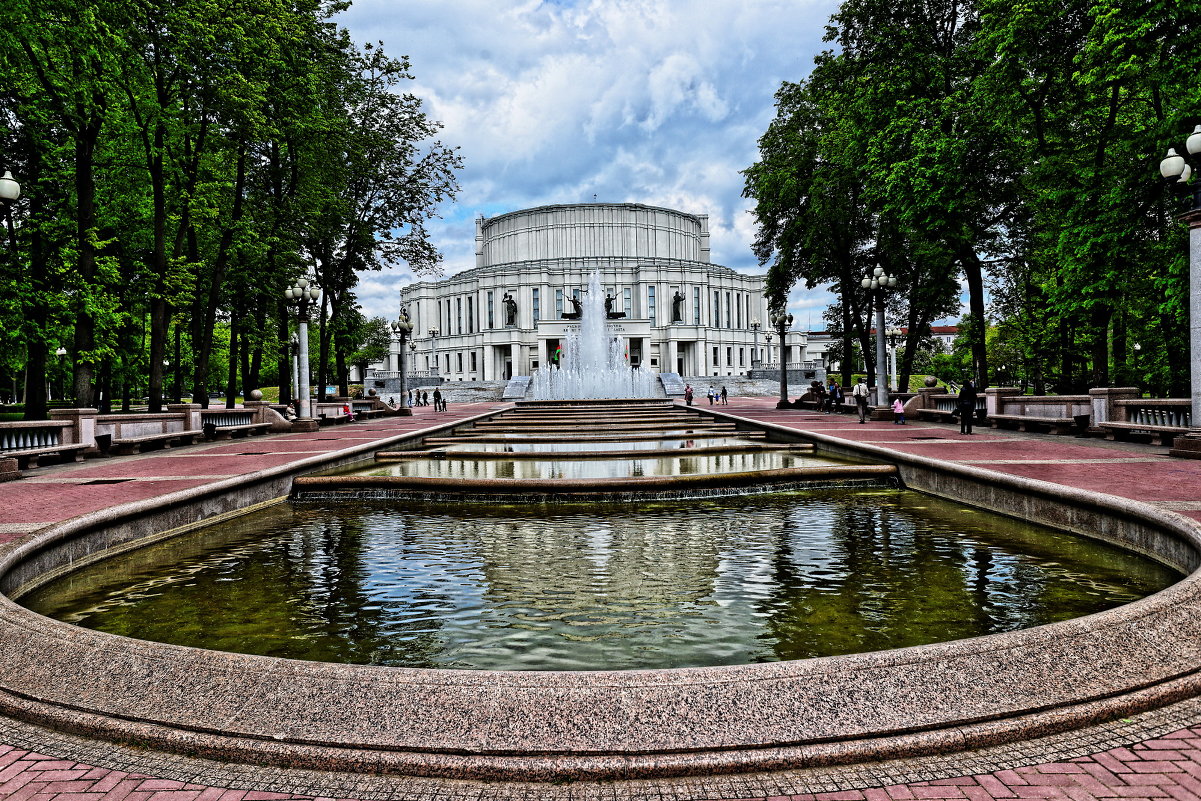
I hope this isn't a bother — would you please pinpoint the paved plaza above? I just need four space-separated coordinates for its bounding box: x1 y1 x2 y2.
1 397 1200 801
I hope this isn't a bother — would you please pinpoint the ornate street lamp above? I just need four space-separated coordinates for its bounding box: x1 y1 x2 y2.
750 319 762 369
1159 125 1201 455
284 278 321 428
427 326 440 378
288 335 300 410
886 326 903 394
0 170 20 249
390 308 414 416
861 265 898 409
770 309 794 409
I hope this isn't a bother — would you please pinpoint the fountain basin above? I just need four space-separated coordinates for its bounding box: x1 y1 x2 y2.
0 408 1198 783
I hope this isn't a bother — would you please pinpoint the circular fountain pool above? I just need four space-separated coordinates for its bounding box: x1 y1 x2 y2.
21 489 1178 671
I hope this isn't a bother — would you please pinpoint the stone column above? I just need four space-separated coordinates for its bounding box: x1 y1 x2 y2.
915 384 948 413
985 387 1023 418
1089 387 1140 426
1169 209 1201 458
668 340 679 375
167 403 202 432
49 408 97 447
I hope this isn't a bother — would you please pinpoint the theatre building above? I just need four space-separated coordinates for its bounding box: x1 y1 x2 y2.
390 203 789 382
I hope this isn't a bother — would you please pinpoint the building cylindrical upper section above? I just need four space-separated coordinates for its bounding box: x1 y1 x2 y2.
477 204 710 268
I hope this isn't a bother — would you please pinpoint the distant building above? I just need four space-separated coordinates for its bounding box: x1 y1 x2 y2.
375 203 804 384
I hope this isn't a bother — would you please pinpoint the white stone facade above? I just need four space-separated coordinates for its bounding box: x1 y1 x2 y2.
384 203 800 382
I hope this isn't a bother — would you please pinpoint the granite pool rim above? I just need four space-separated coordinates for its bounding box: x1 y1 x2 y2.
0 404 1198 782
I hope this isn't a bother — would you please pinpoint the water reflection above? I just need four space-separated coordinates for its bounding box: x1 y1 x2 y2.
22 490 1178 671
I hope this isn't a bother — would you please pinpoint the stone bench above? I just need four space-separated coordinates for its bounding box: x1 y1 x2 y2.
0 442 90 469
1098 421 1188 447
0 424 89 469
988 413 1081 435
201 412 272 440
351 403 384 419
916 408 958 423
101 429 204 455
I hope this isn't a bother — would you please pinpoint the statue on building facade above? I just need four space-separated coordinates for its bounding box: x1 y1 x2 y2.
503 292 518 326
672 290 685 323
562 295 583 320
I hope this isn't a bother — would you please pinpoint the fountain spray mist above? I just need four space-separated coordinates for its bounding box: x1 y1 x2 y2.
530 270 658 400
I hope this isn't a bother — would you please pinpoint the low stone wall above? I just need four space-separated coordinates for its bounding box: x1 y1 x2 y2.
0 409 1198 783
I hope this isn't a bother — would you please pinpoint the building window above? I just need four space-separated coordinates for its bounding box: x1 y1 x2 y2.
467 296 474 333
648 286 656 326
457 352 463 373
713 290 720 327
444 353 450 373
470 351 477 372
726 347 733 366
487 291 494 328
725 292 732 330
556 288 564 319
739 347 745 366
532 288 540 322
624 287 632 318
736 293 742 329
693 287 700 325
456 298 463 335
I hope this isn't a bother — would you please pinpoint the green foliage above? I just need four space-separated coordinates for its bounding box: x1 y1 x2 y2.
0 0 459 412
747 0 1201 396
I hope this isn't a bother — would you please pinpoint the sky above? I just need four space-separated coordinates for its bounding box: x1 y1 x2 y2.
338 0 844 329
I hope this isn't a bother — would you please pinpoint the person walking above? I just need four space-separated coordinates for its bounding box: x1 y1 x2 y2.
720 386 728 405
852 377 870 423
684 384 694 406
421 390 428 407
957 379 978 434
432 387 443 412
707 387 715 405
892 396 906 425
825 380 838 413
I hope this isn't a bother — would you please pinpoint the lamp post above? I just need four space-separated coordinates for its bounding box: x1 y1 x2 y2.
1158 125 1201 454
861 265 898 409
284 278 320 430
764 332 773 366
390 308 414 416
289 336 299 411
427 327 440 378
770 309 794 409
886 326 903 394
750 319 762 369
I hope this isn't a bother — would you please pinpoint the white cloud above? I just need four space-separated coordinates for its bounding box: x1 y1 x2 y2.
341 0 841 319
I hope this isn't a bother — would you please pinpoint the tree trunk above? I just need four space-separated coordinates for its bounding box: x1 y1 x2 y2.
71 127 101 407
277 299 292 405
958 245 988 389
226 313 239 409
1089 303 1111 388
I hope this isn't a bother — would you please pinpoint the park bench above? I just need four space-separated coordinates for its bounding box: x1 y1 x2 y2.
1098 403 1191 446
0 423 89 468
914 394 984 424
100 429 204 455
988 413 1081 435
352 402 384 419
201 411 272 440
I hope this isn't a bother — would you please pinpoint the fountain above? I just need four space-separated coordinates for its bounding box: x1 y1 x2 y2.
529 270 658 400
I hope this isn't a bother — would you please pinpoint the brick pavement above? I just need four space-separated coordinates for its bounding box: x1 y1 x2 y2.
3 396 1201 801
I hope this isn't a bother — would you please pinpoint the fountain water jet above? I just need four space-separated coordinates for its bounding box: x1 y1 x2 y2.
530 269 658 400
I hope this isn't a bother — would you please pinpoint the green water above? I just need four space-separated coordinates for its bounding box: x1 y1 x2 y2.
22 489 1178 671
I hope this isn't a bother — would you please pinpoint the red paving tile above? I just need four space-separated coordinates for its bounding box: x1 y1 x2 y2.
3 396 1201 800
